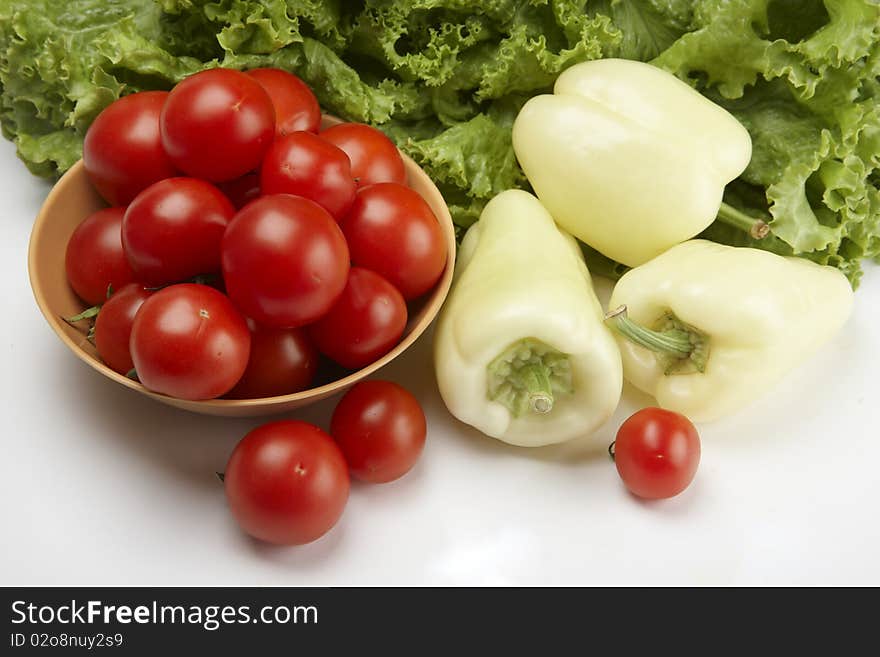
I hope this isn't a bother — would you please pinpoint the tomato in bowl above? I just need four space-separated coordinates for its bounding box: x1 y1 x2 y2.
28 115 456 417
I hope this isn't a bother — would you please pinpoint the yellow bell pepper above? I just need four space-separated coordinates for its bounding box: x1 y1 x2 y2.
433 190 622 447
512 58 756 267
606 240 854 422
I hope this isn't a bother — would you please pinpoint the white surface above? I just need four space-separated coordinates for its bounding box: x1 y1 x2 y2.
1 137 878 587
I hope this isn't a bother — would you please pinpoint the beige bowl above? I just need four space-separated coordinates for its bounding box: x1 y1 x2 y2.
28 117 456 416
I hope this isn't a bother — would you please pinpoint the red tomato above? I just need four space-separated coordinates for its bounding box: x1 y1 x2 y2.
245 68 321 136
122 177 235 287
340 182 447 299
320 123 406 188
221 194 349 328
613 408 701 500
130 284 250 400
224 420 350 545
83 91 177 205
65 207 137 305
225 325 319 399
260 132 356 219
216 172 261 210
160 68 275 182
330 380 426 483
94 284 152 375
309 268 407 370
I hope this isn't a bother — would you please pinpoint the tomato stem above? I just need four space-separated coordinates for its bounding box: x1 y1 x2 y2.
64 305 100 324
145 273 219 292
126 368 139 381
215 472 225 483
608 441 616 461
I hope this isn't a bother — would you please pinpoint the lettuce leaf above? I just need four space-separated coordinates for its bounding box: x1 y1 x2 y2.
654 0 880 285
1 0 878 284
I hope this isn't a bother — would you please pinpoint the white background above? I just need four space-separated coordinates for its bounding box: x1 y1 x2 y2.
1 138 878 586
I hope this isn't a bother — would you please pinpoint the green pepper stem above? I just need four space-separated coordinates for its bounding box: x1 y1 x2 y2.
716 202 770 240
519 363 554 414
605 306 693 359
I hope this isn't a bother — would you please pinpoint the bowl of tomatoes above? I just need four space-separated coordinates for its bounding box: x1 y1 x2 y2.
28 68 456 416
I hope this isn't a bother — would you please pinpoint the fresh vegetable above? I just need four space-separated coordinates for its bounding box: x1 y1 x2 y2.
65 207 136 306
434 190 622 447
130 284 250 400
221 194 350 328
330 380 426 484
224 420 350 546
63 66 445 402
160 68 275 183
340 182 447 300
122 177 235 287
4 1 877 283
309 268 408 370
217 172 261 210
512 59 754 267
93 283 151 375
225 325 319 400
82 91 176 206
612 408 700 500
607 240 854 422
321 123 407 188
245 68 321 136
260 131 357 220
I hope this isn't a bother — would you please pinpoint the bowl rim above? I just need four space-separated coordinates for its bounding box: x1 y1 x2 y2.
28 141 456 408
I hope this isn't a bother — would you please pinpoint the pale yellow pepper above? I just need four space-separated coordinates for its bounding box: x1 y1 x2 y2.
434 190 622 446
512 59 755 267
606 240 854 422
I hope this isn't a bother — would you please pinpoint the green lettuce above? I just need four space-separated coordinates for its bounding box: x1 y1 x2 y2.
1 0 878 284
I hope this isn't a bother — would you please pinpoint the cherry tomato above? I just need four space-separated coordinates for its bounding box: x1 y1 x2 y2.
160 68 275 182
309 268 407 370
224 420 350 545
225 324 319 399
340 182 447 299
330 380 426 483
217 172 261 210
320 123 406 188
65 207 137 305
613 408 701 500
130 284 250 400
122 177 235 287
260 132 356 219
83 91 177 205
94 284 152 375
222 194 349 328
245 68 321 136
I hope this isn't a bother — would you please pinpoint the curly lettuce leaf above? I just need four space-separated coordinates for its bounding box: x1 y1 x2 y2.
654 0 880 284
1 0 878 284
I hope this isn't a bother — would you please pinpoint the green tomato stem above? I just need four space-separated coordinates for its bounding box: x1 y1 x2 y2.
64 305 100 324
716 202 770 240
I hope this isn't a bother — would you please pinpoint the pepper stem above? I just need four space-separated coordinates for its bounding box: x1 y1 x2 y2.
605 306 693 359
486 338 573 418
520 363 555 414
716 202 770 240
605 306 711 374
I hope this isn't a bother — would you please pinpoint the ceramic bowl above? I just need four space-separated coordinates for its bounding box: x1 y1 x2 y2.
28 117 456 416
